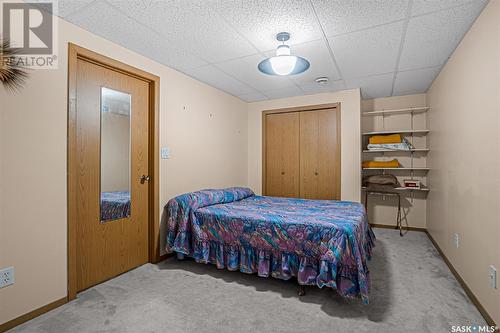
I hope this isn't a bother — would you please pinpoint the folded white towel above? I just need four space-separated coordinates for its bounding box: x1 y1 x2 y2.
367 138 414 151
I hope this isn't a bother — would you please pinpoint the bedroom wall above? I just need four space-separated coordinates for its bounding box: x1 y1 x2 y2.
427 0 500 325
361 94 428 229
0 17 248 325
247 89 362 202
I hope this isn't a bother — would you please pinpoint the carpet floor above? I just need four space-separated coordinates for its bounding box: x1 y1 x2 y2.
8 229 486 333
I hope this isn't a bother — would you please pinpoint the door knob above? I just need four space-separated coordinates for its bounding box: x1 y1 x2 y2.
140 175 151 184
281 171 285 175
314 172 319 176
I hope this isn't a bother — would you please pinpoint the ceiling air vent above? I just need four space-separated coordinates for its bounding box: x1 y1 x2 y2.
315 77 329 85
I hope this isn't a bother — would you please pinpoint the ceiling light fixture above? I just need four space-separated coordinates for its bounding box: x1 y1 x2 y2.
258 32 310 76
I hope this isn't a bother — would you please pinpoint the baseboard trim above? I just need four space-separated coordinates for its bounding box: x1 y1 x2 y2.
425 231 497 329
0 254 172 332
0 297 67 333
158 253 173 262
370 223 427 232
2 234 496 331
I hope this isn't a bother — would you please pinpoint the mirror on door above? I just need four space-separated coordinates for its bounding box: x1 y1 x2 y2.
100 87 131 222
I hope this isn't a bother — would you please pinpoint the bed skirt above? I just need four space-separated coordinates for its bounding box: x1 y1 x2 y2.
174 234 375 303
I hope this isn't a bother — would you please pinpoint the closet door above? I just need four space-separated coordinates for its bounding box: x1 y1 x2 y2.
264 112 300 197
299 109 341 200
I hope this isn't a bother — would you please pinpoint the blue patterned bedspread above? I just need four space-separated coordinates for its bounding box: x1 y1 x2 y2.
165 187 375 303
101 191 130 221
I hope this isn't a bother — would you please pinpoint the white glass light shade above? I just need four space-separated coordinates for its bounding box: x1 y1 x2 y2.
258 54 310 76
269 56 298 76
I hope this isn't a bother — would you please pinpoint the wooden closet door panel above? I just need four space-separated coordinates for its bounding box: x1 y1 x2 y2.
299 111 320 199
265 113 300 197
299 109 340 200
317 109 341 200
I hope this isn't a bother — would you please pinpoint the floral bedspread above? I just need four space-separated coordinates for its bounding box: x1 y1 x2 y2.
165 187 375 303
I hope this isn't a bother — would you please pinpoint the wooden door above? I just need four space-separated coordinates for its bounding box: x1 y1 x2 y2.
299 109 341 200
75 58 149 292
264 112 300 197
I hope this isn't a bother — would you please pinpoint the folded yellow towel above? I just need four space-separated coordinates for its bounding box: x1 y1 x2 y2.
362 159 400 168
369 134 402 144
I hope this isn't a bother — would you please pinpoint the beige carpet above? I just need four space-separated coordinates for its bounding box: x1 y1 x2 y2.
8 229 486 333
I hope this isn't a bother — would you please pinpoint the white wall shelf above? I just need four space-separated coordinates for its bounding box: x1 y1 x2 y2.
363 148 429 153
361 107 429 117
361 102 430 227
362 185 429 192
363 167 430 171
362 129 429 136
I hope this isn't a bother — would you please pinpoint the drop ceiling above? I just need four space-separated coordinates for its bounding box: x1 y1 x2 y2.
48 0 488 101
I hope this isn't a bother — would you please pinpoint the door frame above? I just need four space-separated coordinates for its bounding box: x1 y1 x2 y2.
67 43 160 300
261 103 341 196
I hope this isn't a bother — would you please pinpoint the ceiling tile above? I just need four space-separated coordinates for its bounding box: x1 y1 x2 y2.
313 0 409 36
345 73 394 99
216 54 297 92
237 92 268 103
150 45 208 71
299 80 346 95
329 21 404 79
411 0 487 17
399 1 487 71
214 0 322 52
59 0 96 17
66 1 207 70
29 0 95 17
264 85 304 100
52 0 487 101
185 65 256 96
393 66 441 96
106 0 257 63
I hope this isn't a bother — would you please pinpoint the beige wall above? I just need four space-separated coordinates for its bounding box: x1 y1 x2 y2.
247 89 362 202
0 17 248 324
361 94 428 229
427 0 500 325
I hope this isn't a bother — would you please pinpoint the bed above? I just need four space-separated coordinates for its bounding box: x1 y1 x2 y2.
100 191 131 221
165 187 375 303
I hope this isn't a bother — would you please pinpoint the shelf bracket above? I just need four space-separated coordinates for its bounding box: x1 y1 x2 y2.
382 110 386 131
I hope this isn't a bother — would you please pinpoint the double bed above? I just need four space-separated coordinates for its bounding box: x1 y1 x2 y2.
165 187 375 303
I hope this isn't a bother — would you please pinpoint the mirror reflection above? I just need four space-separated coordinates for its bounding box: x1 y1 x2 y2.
100 87 131 222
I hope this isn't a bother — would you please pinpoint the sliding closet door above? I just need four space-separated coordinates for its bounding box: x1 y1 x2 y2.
299 109 341 200
265 112 300 197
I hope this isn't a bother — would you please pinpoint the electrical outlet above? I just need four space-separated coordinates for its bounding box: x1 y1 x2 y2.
454 233 459 249
0 267 14 288
490 266 497 289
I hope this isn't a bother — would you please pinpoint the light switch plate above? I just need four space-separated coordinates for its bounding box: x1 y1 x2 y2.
0 267 14 288
161 147 170 159
453 233 459 248
490 266 497 289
